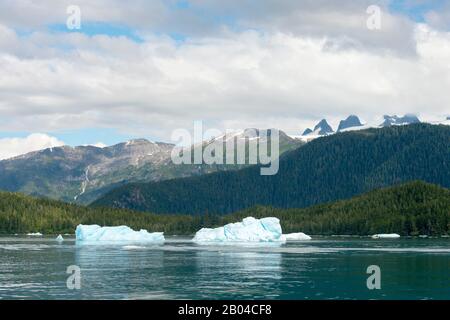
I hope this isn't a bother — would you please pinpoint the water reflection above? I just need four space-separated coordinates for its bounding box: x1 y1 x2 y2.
75 243 167 299
0 237 449 299
193 249 282 299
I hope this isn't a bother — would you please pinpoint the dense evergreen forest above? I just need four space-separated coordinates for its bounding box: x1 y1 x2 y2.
93 124 450 215
0 192 200 235
226 181 450 236
1 181 449 236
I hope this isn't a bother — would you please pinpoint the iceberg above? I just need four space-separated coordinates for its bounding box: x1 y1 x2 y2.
27 232 43 236
281 232 312 241
193 217 285 242
75 224 165 243
56 234 64 241
122 245 146 250
371 233 400 239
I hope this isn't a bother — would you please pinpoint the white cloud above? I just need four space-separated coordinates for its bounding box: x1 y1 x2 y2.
0 133 65 160
0 0 419 53
0 2 449 141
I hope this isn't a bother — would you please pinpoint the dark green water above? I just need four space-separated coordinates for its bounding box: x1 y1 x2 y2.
0 236 449 299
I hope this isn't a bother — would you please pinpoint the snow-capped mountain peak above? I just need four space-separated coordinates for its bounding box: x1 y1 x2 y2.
337 115 363 132
380 114 420 127
302 119 334 137
302 128 313 136
296 113 438 142
314 119 334 135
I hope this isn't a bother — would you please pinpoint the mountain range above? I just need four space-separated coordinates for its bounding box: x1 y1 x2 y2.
300 113 427 139
0 140 173 204
92 123 450 215
0 115 448 207
0 129 301 204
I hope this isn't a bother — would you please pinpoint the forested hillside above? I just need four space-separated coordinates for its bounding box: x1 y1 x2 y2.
0 131 301 204
1 181 449 236
93 124 450 215
0 191 200 235
227 181 450 236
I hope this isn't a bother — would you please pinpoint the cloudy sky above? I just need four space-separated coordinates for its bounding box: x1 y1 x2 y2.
0 0 449 159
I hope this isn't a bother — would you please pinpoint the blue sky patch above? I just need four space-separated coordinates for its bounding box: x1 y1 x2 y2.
389 0 446 22
48 22 144 43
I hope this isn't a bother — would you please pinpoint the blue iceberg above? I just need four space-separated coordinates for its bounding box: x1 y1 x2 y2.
193 217 285 242
75 224 165 243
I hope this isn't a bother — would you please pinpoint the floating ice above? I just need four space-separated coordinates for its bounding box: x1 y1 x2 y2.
122 245 146 250
193 217 285 242
27 232 43 236
371 233 400 239
75 224 165 243
56 234 64 241
281 232 312 241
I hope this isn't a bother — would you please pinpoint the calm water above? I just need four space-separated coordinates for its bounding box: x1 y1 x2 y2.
0 236 449 300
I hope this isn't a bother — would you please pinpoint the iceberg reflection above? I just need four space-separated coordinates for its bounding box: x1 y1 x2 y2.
193 247 283 298
74 243 166 299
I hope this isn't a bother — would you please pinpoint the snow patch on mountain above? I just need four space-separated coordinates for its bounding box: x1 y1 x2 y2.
74 166 90 201
380 114 420 127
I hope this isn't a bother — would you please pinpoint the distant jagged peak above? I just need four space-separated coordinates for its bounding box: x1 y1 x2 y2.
301 119 334 137
381 114 421 127
302 128 313 136
314 119 334 135
337 115 363 132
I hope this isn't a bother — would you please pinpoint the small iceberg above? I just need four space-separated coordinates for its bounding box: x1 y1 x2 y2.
122 245 146 250
281 232 312 241
371 233 401 239
56 234 64 242
193 217 285 243
27 232 43 236
75 224 165 243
